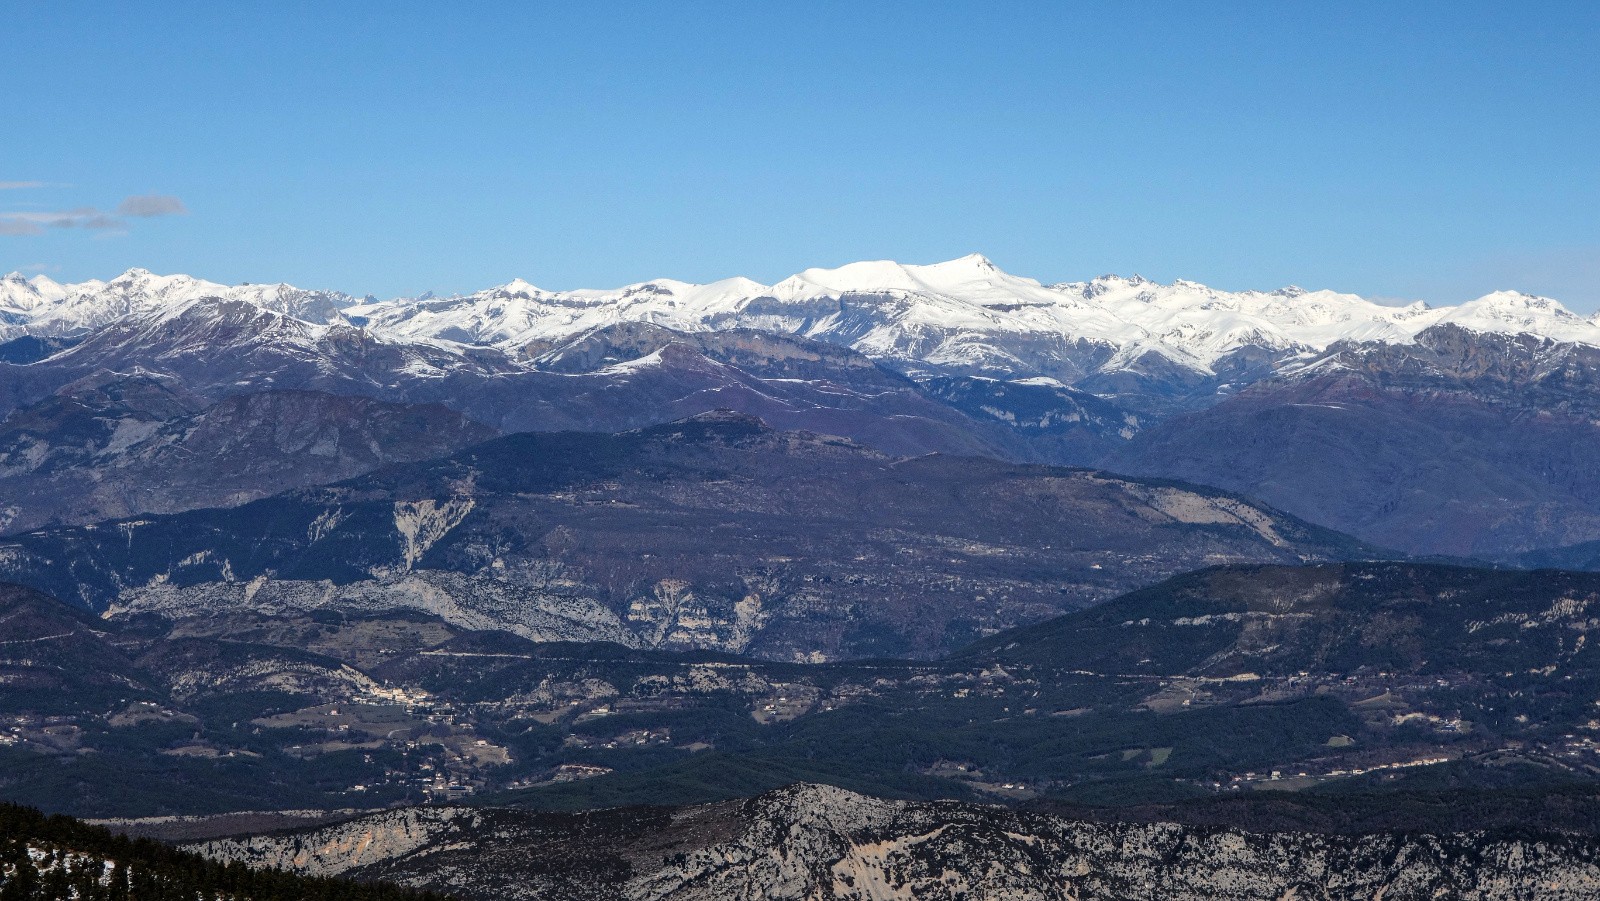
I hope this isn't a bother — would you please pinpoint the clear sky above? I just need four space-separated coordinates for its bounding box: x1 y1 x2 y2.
5 2 1598 308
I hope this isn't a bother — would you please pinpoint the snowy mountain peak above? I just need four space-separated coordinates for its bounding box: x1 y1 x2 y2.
943 252 999 271
1466 290 1572 313
108 267 158 283
0 268 361 341
776 254 1043 302
495 278 543 296
918 253 1021 287
1424 290 1592 344
781 259 917 294
6 260 1598 389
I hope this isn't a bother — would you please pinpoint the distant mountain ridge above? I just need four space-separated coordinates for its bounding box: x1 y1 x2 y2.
6 259 1600 561
0 267 359 336
1108 327 1600 557
6 258 1597 394
0 412 1371 661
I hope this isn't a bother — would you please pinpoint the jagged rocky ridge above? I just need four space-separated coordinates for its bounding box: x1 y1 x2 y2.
189 783 1600 900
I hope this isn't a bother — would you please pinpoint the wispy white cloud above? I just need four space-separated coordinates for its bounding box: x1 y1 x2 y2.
0 181 48 190
116 194 188 217
1 193 188 237
0 208 124 230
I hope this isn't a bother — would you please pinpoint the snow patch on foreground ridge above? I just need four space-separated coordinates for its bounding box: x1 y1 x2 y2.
6 256 1599 378
189 783 1600 900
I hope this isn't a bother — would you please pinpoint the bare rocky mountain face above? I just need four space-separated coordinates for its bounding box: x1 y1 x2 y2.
190 783 1600 901
0 413 1367 661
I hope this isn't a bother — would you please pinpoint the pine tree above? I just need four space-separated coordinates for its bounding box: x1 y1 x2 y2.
38 860 69 901
0 852 39 901
105 862 129 901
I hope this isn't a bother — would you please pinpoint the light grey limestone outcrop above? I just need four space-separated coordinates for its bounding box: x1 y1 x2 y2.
192 784 1600 900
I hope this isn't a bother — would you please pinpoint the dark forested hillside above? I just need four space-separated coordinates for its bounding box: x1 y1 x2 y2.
0 802 451 901
1105 327 1600 559
7 561 1600 822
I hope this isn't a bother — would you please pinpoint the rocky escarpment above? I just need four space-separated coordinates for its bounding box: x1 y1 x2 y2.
191 784 1600 900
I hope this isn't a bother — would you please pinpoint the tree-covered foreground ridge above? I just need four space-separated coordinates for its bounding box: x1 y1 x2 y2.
0 802 454 901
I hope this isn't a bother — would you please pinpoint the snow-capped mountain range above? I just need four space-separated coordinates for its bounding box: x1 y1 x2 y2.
5 256 1600 563
4 256 1598 385
0 268 358 338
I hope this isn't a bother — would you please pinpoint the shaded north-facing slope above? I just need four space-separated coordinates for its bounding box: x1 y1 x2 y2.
0 297 1032 461
962 561 1600 676
0 375 496 534
1107 327 1600 559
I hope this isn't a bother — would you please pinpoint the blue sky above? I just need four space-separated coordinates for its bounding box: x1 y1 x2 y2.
5 2 1598 307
